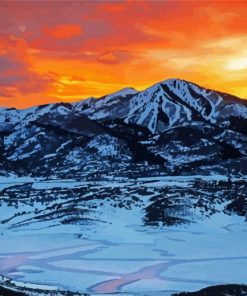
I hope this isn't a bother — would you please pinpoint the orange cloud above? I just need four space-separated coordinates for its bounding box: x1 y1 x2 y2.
97 52 118 64
44 24 82 39
0 35 55 107
100 3 126 13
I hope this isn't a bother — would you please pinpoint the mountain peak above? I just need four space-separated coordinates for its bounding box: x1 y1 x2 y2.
100 87 138 100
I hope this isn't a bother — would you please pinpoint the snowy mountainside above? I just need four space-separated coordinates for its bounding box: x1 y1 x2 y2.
77 87 138 121
77 78 247 134
0 78 247 177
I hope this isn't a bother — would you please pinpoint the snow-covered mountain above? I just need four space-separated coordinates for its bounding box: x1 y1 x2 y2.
0 78 247 178
76 78 247 132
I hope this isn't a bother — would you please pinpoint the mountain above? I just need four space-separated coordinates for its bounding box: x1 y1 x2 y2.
0 78 247 178
0 79 247 296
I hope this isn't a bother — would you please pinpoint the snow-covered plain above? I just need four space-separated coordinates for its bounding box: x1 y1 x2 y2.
0 176 246 295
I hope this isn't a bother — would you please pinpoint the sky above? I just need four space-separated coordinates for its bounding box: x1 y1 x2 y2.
0 0 247 108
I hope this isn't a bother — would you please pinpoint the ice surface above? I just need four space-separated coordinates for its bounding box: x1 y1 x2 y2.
0 176 246 295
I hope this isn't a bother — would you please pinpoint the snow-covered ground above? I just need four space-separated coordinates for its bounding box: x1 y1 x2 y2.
0 176 246 295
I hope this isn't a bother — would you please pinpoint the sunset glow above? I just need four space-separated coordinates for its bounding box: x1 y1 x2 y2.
0 1 247 108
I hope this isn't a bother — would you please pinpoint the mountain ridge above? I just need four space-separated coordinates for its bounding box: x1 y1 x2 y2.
1 78 246 111
0 78 247 178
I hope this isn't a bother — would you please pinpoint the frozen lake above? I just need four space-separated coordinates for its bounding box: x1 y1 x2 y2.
0 176 246 295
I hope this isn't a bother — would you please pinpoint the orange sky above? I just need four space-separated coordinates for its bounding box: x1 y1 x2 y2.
0 0 247 108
